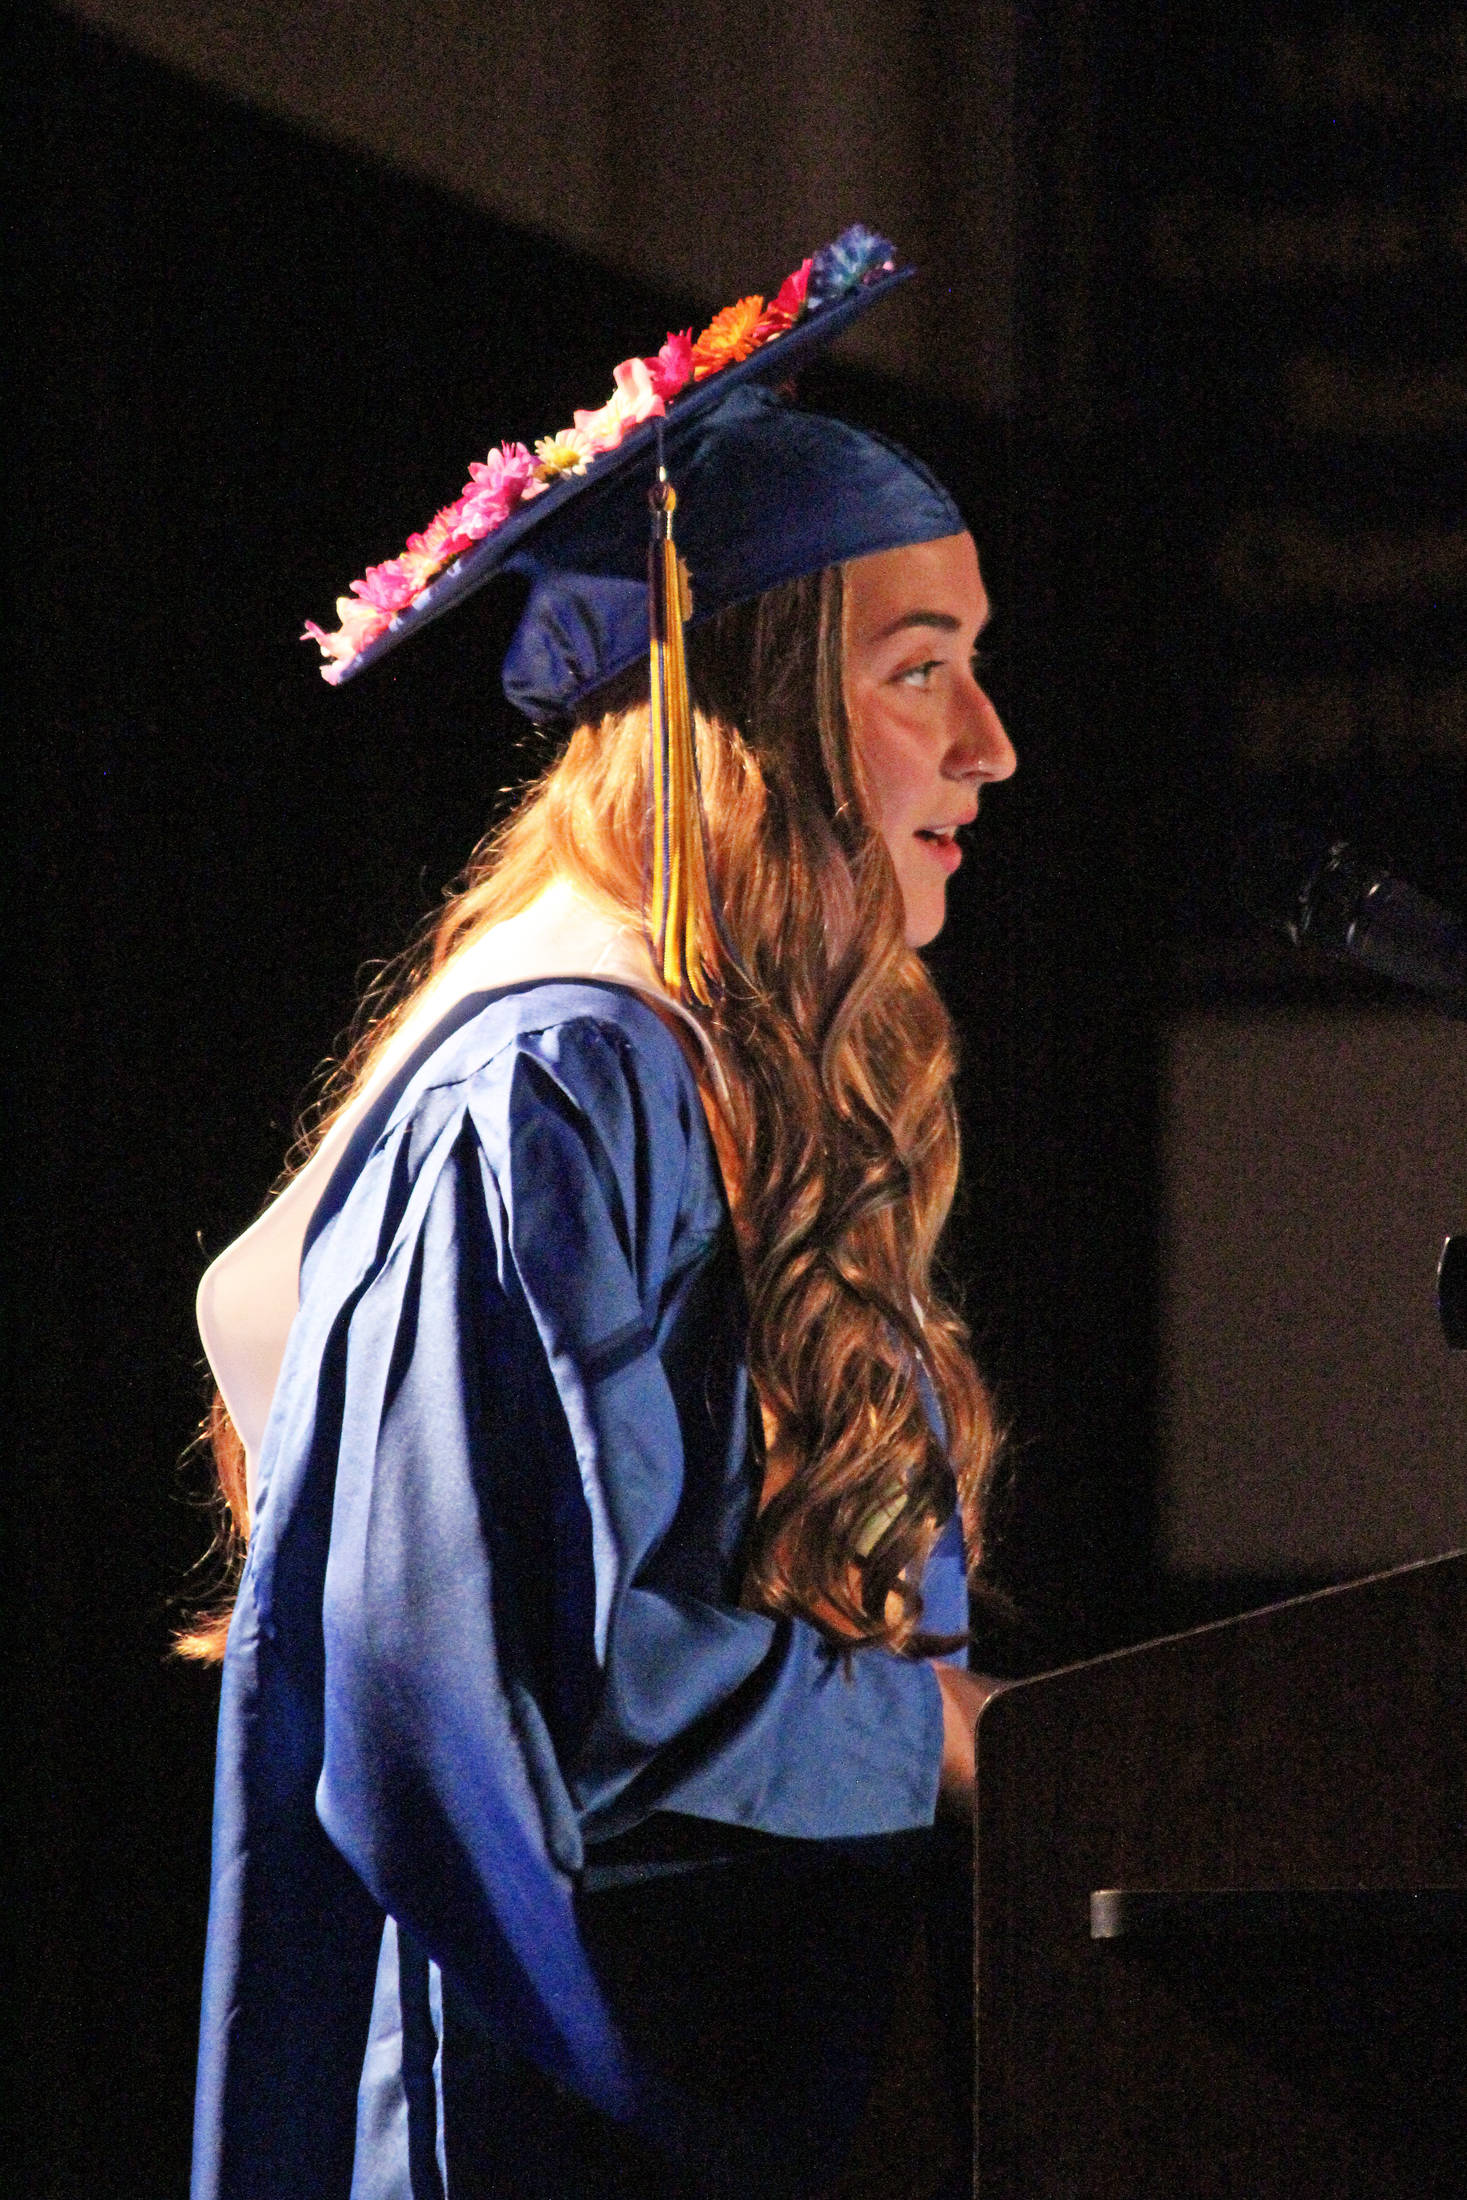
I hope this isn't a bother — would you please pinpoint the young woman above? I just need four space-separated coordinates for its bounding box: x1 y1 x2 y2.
186 233 1015 2200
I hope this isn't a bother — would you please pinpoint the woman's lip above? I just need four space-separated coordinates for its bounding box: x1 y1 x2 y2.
916 830 964 875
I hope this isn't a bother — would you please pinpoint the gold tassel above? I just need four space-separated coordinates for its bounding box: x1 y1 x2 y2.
647 464 718 1006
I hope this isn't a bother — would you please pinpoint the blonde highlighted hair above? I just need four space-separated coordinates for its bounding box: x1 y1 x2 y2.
179 565 997 1661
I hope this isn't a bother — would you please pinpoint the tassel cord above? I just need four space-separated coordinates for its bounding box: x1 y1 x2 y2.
646 460 718 1005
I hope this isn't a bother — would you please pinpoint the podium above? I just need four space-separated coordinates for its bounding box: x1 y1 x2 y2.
974 1550 1467 2199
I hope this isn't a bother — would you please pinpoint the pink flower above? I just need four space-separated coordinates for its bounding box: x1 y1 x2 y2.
574 361 666 456
573 393 630 455
350 557 422 614
646 329 693 401
461 446 536 514
754 258 812 343
424 501 480 560
461 441 538 527
303 595 392 680
611 355 666 424
407 512 457 563
453 492 501 542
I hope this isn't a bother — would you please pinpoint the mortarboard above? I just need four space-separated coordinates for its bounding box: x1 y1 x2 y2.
303 226 966 1000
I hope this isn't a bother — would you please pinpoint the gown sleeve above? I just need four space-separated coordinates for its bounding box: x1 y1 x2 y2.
491 1015 948 1842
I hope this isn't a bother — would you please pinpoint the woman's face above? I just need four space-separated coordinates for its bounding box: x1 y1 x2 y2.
843 531 1015 948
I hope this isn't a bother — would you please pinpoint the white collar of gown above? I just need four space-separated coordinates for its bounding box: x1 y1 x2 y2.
196 878 715 1515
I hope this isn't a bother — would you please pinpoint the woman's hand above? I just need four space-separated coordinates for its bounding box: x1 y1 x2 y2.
933 1664 1005 1817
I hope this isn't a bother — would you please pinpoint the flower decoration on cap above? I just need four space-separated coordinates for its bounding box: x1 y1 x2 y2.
533 428 593 480
690 294 766 380
302 225 897 682
804 222 895 310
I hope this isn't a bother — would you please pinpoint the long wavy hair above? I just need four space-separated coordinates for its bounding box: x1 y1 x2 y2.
178 564 998 1662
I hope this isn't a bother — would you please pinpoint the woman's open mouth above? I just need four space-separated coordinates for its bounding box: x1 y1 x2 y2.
915 826 963 874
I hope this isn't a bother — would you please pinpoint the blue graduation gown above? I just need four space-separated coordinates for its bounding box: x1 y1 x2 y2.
192 983 966 2200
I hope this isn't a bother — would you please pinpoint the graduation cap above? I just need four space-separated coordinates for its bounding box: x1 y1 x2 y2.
303 225 965 1002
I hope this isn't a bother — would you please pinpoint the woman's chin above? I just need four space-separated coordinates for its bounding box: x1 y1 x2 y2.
904 899 947 949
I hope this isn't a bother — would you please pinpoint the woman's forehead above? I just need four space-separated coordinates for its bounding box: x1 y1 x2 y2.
844 533 986 644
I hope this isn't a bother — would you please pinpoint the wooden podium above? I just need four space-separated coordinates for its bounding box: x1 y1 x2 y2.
973 1551 1467 2199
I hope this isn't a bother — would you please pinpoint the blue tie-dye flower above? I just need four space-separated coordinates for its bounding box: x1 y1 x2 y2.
806 224 898 310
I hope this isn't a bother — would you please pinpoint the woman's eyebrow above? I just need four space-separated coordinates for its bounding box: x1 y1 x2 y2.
873 609 963 641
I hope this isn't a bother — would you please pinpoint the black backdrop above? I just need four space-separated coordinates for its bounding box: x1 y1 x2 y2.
19 6 1465 2195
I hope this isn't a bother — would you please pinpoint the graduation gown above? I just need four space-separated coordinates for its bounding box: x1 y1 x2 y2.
191 923 965 2200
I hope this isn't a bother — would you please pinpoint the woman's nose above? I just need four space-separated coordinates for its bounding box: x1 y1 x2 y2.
948 683 1017 783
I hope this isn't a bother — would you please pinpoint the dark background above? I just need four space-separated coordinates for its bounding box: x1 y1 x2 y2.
12 4 1467 2193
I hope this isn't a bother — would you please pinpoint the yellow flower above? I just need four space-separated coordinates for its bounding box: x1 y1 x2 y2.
534 428 594 478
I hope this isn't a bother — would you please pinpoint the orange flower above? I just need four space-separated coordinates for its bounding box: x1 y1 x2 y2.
407 511 458 564
396 549 442 592
690 295 765 380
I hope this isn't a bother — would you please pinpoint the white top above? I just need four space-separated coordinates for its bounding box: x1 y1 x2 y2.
196 878 715 1515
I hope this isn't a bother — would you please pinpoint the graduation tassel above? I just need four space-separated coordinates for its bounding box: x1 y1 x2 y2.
646 442 720 1006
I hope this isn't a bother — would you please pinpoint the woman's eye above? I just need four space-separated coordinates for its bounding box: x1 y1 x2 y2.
896 659 941 688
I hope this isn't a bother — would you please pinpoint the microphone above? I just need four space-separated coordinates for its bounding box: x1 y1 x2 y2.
1240 827 1467 1010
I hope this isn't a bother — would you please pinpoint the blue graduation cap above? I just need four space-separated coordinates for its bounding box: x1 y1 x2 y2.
307 228 963 718
304 226 966 1001
500 381 962 722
